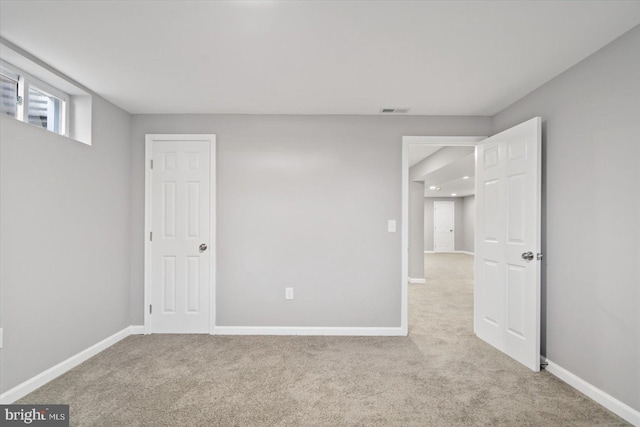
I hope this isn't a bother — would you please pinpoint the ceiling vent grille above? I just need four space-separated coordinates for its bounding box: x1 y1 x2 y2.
380 108 410 114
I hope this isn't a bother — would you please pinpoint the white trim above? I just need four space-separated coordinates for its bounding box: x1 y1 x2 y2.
130 325 145 335
544 358 640 426
144 138 152 334
0 326 134 404
403 136 486 146
401 137 409 336
424 250 435 253
209 141 217 335
144 134 217 335
212 326 405 336
401 136 485 336
408 278 426 284
455 251 475 256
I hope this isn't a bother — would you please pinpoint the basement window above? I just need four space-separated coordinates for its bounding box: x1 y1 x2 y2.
0 68 18 117
1 60 69 136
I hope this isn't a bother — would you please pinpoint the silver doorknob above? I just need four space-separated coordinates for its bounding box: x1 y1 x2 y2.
521 251 534 261
199 243 208 252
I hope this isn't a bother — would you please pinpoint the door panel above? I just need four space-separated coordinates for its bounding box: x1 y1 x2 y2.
149 137 212 333
434 201 455 252
474 117 541 371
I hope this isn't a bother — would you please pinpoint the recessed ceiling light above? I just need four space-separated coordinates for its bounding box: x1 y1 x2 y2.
463 176 469 180
451 193 457 196
436 187 441 191
429 186 436 190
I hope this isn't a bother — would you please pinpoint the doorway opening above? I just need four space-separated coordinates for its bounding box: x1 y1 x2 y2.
402 117 542 372
400 136 484 334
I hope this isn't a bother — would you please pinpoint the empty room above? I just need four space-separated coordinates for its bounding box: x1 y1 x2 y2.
1 1 639 426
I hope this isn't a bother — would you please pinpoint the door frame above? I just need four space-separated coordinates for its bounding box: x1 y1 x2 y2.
401 136 485 334
433 201 455 253
144 134 217 335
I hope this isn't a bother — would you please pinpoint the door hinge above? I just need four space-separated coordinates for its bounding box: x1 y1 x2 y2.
150 159 154 169
150 231 153 241
149 305 152 314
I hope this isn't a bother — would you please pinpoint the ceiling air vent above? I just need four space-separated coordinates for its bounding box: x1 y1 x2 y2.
380 108 410 114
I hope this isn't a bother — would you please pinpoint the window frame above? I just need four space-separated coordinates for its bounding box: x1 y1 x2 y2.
0 59 70 137
0 63 20 118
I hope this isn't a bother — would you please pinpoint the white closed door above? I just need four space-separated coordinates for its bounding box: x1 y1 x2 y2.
474 117 541 371
434 201 455 252
147 135 214 333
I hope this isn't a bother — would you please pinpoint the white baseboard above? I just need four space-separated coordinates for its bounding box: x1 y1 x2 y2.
544 358 640 426
130 325 145 335
0 326 137 404
408 277 426 284
212 326 406 336
427 250 474 255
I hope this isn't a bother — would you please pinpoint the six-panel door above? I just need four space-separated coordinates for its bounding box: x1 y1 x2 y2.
474 117 541 371
150 139 211 333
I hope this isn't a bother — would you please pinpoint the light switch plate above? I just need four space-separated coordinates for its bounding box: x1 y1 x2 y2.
388 220 397 232
285 287 294 300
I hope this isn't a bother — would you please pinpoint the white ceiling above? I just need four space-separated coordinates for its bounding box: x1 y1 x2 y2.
1 1 639 115
409 146 442 168
422 153 475 198
409 144 475 198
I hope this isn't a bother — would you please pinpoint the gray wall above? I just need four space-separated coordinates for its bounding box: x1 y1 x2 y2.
0 97 132 393
492 26 640 412
129 115 491 327
424 197 464 252
461 195 475 253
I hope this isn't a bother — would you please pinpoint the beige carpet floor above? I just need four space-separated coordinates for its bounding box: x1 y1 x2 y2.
18 254 628 426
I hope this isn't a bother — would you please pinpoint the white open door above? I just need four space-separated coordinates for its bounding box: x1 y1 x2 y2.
474 117 542 371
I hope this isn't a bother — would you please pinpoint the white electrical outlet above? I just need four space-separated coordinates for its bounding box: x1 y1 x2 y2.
388 220 397 232
285 287 294 300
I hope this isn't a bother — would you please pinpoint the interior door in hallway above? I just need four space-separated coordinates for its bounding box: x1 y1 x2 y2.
146 135 215 333
474 117 542 371
434 201 455 252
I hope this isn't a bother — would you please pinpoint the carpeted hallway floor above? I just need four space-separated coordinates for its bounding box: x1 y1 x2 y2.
18 254 628 426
